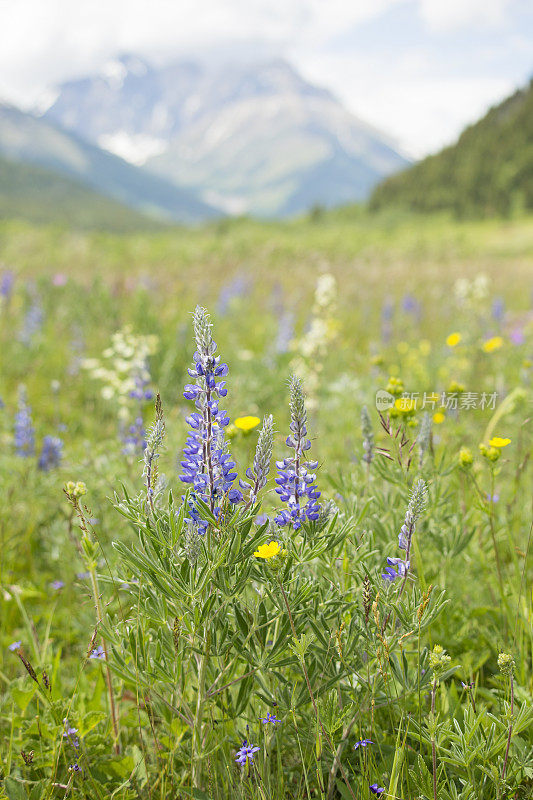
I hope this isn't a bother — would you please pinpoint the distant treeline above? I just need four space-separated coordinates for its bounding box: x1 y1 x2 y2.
370 79 533 217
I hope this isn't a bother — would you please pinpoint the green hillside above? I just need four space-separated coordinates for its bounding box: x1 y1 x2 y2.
0 104 219 223
370 80 533 217
0 156 157 231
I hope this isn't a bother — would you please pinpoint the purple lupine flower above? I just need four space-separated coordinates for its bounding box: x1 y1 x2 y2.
216 274 251 316
14 387 35 457
275 311 294 354
369 784 385 796
69 763 82 773
38 436 63 471
383 479 427 584
260 712 281 725
235 740 260 766
0 269 14 300
89 645 105 660
492 297 505 322
354 738 373 749
402 293 421 321
274 375 321 530
179 307 242 532
19 295 44 345
383 557 410 583
123 369 153 455
50 580 65 591
8 641 22 652
381 566 397 583
398 524 409 550
63 720 79 749
510 327 524 345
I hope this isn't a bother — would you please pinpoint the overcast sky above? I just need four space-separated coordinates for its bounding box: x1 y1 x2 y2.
1 0 531 157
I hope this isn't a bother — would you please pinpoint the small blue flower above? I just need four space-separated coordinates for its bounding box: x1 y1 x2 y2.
387 557 410 576
260 712 281 725
63 720 79 749
14 386 35 457
381 566 397 583
398 523 409 550
69 762 82 773
50 580 65 591
89 645 105 660
8 641 22 652
38 435 63 471
0 269 14 299
354 738 373 749
369 784 385 796
235 739 260 766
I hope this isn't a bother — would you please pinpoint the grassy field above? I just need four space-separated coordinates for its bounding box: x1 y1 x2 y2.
0 210 532 800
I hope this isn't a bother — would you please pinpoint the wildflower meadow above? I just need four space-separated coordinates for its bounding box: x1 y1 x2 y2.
0 212 532 799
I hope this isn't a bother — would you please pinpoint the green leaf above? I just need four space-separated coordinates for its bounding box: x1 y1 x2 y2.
4 777 27 800
11 684 36 712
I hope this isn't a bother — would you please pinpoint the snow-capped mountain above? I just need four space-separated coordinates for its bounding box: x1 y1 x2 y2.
0 103 218 223
42 54 410 216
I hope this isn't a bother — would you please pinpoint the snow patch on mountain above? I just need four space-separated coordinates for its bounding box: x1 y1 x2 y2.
98 131 168 165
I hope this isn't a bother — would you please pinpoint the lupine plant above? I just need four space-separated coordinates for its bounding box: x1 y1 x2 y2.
1 276 532 800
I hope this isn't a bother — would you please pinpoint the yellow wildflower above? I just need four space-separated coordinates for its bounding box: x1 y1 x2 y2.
394 397 416 413
234 416 261 433
433 412 445 424
446 333 462 347
489 437 511 448
482 336 503 353
254 541 281 560
448 380 465 393
459 448 473 467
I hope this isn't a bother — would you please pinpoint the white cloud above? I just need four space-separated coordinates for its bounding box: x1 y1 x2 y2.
0 0 529 155
419 0 511 32
297 50 518 157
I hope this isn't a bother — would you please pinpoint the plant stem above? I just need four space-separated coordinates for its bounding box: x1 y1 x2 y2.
88 566 120 754
431 679 437 800
279 582 357 800
501 673 514 784
192 628 210 787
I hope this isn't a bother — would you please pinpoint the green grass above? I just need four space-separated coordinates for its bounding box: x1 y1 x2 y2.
0 210 532 799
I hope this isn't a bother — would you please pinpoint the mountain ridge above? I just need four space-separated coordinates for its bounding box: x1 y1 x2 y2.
0 103 219 223
42 54 409 216
0 155 159 230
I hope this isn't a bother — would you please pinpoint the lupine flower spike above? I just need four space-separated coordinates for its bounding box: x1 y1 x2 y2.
241 414 274 506
382 478 427 583
38 435 63 471
143 393 165 508
361 405 374 465
275 375 321 529
14 386 35 457
179 307 242 532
